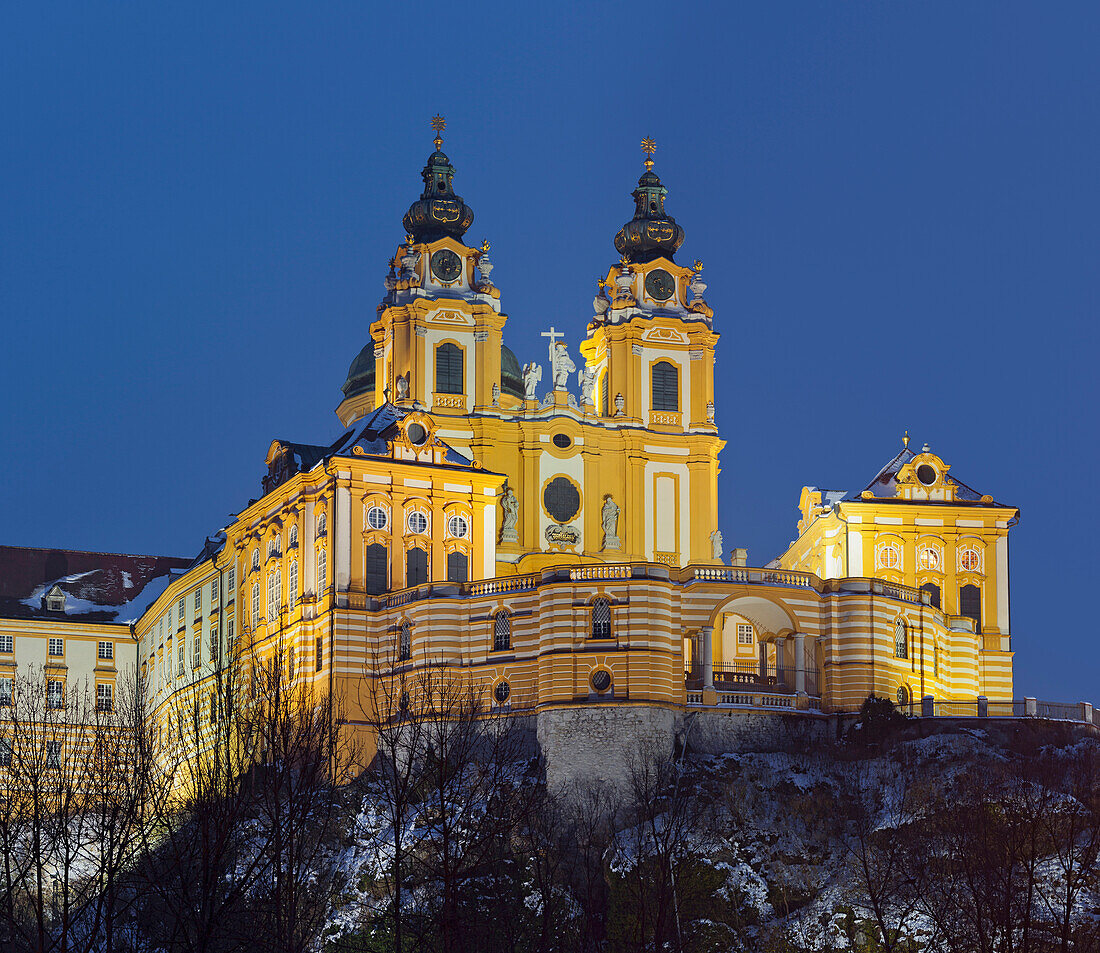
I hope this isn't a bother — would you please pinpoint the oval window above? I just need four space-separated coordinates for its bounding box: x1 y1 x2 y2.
367 506 388 530
591 669 612 693
494 681 510 704
552 433 571 449
916 464 937 486
407 422 427 446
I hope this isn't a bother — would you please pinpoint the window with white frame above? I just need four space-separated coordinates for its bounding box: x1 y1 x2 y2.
894 619 908 659
227 567 235 596
317 548 327 594
447 514 469 539
407 509 429 535
46 740 62 769
289 524 298 547
251 583 260 630
46 587 66 611
367 506 388 531
98 641 114 660
591 598 612 639
268 538 279 559
316 511 327 536
46 680 63 709
194 590 202 618
958 547 983 573
0 737 10 767
96 683 113 712
252 550 260 571
267 572 277 620
876 542 901 571
227 618 235 652
193 631 201 670
737 623 754 645
288 561 298 604
178 641 185 677
0 634 12 653
209 626 219 664
493 611 511 651
48 638 63 657
399 621 411 661
211 578 219 605
0 678 12 707
274 566 282 613
178 598 186 623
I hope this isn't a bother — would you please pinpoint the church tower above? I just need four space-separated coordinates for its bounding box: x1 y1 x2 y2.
336 124 725 577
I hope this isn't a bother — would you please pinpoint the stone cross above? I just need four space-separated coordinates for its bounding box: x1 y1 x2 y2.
541 326 564 366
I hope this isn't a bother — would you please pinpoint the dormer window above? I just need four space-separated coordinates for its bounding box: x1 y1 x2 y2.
916 464 937 486
45 586 66 612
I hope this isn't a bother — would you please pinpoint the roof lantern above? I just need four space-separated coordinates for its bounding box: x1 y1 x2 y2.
401 115 475 243
613 138 685 264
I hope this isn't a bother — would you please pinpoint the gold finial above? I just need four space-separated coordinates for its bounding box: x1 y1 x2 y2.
641 137 656 170
431 114 446 149
480 238 491 255
903 430 910 448
597 276 606 291
404 233 415 246
692 259 704 273
619 252 631 270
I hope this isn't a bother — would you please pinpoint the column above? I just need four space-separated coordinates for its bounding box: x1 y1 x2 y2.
700 625 714 691
792 632 806 694
758 641 768 682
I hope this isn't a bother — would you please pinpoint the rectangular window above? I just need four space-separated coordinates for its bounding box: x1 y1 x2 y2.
178 598 186 626
0 634 12 653
0 678 12 707
209 695 217 726
435 342 464 394
737 624 754 645
316 637 323 672
317 549 327 594
209 626 219 664
288 561 298 603
193 632 201 670
267 572 276 620
0 737 10 767
227 568 235 598
178 641 185 676
46 740 62 769
194 590 202 619
251 583 260 630
96 683 113 712
651 361 679 412
48 638 63 657
98 640 114 660
211 578 219 606
46 680 64 709
227 618 236 652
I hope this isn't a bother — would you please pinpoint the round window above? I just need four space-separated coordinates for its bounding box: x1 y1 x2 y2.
916 464 937 486
367 506 388 530
552 433 571 449
494 681 510 704
447 514 469 538
879 544 899 570
960 549 981 572
591 669 612 693
407 511 429 535
406 422 427 446
543 477 581 524
918 548 940 571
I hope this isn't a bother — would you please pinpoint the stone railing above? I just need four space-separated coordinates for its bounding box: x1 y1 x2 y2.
569 565 631 581
468 575 537 596
870 578 931 605
683 566 817 589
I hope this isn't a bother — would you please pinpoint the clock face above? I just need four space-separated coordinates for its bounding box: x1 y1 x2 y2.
645 269 675 301
430 249 462 282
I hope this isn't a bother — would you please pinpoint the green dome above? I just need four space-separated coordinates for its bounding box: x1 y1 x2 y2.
342 344 376 398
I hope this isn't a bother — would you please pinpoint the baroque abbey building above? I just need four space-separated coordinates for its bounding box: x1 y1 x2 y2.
0 125 1020 784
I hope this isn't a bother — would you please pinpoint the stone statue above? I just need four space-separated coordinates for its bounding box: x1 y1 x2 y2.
522 362 542 400
395 373 410 400
578 365 597 406
706 400 715 424
500 484 519 544
551 342 576 390
710 529 724 561
601 495 621 551
491 382 500 407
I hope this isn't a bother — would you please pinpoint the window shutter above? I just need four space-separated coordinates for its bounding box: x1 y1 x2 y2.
920 582 941 609
960 585 981 632
651 362 679 411
447 551 468 583
436 343 463 394
406 547 429 587
365 544 388 595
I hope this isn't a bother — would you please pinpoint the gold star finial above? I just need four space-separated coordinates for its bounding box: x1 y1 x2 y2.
641 137 656 169
480 238 491 255
692 259 704 273
431 114 446 149
903 430 910 448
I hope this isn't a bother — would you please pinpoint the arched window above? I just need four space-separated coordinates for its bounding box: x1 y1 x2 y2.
894 619 908 659
365 543 388 595
252 550 260 571
267 572 276 620
920 582 941 609
268 538 279 559
447 550 468 583
316 512 327 536
406 547 428 587
960 584 981 632
591 598 612 639
399 621 411 662
316 548 327 594
288 524 298 547
494 611 511 651
251 582 260 630
274 566 282 613
288 561 298 603
651 361 679 412
435 343 464 394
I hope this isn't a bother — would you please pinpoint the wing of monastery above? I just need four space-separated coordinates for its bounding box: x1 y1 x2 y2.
2 122 1061 790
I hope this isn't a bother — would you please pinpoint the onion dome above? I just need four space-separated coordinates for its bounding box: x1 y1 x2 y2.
501 344 524 399
401 116 474 243
613 139 685 264
342 343 376 398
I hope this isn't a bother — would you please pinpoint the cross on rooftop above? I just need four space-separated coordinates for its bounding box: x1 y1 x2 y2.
541 326 564 362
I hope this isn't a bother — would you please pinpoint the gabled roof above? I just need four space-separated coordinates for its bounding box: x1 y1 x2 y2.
839 446 1009 507
0 546 190 624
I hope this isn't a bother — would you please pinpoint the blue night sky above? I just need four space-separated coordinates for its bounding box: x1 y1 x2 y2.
1 3 1097 702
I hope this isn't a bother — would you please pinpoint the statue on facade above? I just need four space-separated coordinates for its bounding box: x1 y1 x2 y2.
500 484 519 544
578 365 597 406
551 342 576 391
710 529 724 561
706 400 715 424
395 373 410 400
522 362 542 400
491 382 500 407
601 495 621 551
